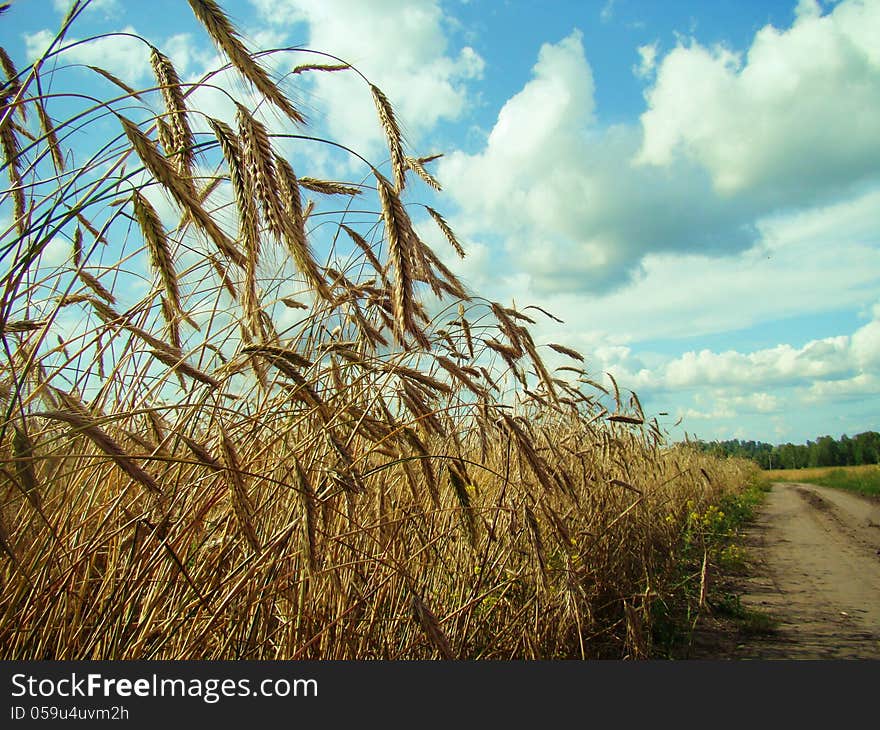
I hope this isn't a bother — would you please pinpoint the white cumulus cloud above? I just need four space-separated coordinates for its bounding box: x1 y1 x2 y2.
637 0 880 199
436 0 880 304
634 42 658 79
24 26 205 87
605 301 880 398
248 0 484 159
439 30 761 294
54 0 120 15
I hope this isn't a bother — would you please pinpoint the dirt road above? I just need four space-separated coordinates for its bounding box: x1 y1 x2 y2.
717 481 880 659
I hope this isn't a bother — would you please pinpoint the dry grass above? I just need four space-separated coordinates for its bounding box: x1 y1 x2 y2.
0 1 755 660
764 464 880 497
763 464 878 482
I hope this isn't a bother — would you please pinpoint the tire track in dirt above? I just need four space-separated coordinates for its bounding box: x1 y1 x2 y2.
726 481 880 659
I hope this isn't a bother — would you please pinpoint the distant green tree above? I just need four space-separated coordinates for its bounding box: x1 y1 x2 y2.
690 431 879 469
854 431 880 465
818 436 839 466
839 435 854 466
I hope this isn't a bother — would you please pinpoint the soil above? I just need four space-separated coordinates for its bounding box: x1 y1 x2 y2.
687 481 880 659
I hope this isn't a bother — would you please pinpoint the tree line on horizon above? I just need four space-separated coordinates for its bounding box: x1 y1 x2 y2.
691 432 880 470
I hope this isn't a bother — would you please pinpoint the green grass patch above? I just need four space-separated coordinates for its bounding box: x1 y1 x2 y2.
797 467 880 497
712 593 779 635
650 474 772 657
767 464 880 497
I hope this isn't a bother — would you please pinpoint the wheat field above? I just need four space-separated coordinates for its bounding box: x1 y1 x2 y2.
0 0 756 659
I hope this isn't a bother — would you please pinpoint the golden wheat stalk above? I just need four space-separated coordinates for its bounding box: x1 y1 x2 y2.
12 424 41 509
150 47 194 175
186 0 305 124
424 206 464 258
217 426 262 553
447 461 477 547
518 327 559 406
293 457 319 575
525 304 565 323
298 177 361 197
498 414 555 492
490 302 524 358
524 504 548 590
122 425 160 456
235 104 283 237
208 117 262 339
370 84 407 192
144 409 167 447
73 210 109 247
77 269 116 304
80 294 182 358
149 348 220 389
410 592 454 659
349 305 389 349
548 343 584 362
3 319 46 333
119 115 245 268
241 344 312 370
87 64 144 100
71 225 82 266
340 224 387 284
324 429 366 493
435 355 487 399
38 409 163 496
132 190 180 315
1 116 26 235
0 46 25 121
607 371 622 410
34 96 64 174
292 62 350 74
398 382 442 438
55 294 91 306
233 105 330 300
301 198 315 222
274 155 333 301
406 231 435 290
209 254 238 300
156 116 175 160
382 362 453 395
127 324 181 360
280 296 308 310
160 296 182 349
8 119 32 142
458 307 474 359
176 431 222 471
396 452 420 503
374 170 428 348
504 306 536 324
404 156 441 191
246 348 327 420
484 337 521 361
418 239 469 300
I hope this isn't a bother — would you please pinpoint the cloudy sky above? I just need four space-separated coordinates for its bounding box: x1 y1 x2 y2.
4 0 879 444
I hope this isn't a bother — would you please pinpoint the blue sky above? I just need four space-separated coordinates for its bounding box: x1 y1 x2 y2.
3 0 879 445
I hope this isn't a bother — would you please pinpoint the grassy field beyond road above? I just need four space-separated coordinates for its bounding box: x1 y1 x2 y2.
763 464 880 497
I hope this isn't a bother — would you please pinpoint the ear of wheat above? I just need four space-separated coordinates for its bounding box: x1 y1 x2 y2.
0 1 756 662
